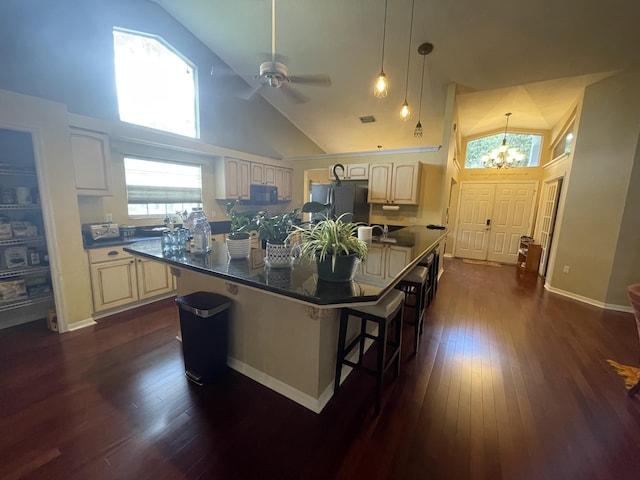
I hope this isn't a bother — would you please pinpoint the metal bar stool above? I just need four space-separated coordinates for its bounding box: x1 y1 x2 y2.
397 265 428 354
335 289 404 414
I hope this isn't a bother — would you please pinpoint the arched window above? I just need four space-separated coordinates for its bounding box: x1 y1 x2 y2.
465 132 542 169
113 28 198 138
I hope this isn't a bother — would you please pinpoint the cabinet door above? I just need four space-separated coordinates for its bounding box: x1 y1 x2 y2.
368 164 393 203
90 259 137 312
390 163 420 204
361 243 386 280
224 158 241 199
136 258 174 299
251 163 264 184
263 165 276 185
276 167 292 201
386 246 413 279
70 128 112 195
346 163 369 180
238 159 251 200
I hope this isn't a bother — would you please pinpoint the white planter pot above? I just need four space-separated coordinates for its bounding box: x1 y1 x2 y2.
226 237 251 259
266 242 291 268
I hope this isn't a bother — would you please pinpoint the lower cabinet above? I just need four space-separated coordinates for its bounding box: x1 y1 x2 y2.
361 243 413 282
88 246 174 313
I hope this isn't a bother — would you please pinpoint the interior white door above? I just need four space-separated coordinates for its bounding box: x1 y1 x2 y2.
536 178 562 276
455 184 495 260
486 183 537 263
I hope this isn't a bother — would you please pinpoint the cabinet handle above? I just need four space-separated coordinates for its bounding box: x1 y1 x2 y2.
107 250 119 256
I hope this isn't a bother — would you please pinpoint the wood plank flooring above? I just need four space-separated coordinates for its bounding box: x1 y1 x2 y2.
1 258 639 479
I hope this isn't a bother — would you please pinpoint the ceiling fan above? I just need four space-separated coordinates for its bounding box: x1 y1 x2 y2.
243 0 331 103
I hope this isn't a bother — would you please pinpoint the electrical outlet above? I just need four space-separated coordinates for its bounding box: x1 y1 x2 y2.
563 265 570 273
105 213 113 223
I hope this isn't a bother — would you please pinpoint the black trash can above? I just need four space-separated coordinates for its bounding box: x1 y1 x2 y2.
176 291 231 385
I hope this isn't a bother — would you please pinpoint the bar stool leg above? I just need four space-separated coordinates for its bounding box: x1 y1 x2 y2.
394 307 403 378
335 309 349 392
375 318 388 414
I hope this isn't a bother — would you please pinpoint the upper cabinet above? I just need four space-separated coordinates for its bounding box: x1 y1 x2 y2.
214 157 251 200
70 128 112 196
275 167 292 201
328 163 369 181
251 163 276 185
368 162 420 204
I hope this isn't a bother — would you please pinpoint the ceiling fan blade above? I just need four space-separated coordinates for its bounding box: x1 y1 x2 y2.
279 84 309 103
289 74 332 87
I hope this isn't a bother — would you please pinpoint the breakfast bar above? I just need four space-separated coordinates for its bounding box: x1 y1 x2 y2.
125 226 446 413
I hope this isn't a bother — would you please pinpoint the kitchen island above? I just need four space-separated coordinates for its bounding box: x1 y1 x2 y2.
125 226 446 413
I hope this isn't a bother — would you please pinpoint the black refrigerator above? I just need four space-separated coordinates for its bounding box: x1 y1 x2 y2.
310 182 369 224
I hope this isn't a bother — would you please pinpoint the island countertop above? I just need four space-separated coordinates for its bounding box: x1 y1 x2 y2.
124 226 446 307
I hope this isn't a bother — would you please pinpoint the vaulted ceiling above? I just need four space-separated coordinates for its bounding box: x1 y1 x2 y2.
154 0 640 155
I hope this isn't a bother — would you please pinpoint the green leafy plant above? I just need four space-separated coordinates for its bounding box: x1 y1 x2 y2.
226 201 255 240
294 213 368 269
255 209 300 244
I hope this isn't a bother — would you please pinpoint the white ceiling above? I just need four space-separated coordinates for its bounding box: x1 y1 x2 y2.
154 0 640 155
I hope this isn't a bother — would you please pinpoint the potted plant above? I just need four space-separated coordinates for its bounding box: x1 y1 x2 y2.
295 213 368 282
255 209 299 268
225 201 255 259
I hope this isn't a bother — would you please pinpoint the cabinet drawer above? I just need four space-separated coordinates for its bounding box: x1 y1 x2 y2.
88 246 133 264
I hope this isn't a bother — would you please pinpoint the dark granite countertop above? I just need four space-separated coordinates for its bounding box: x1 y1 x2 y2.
124 226 446 307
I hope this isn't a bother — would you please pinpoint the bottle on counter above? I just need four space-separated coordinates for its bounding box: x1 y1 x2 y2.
189 208 211 254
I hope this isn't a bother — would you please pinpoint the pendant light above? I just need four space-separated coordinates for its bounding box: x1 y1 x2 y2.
400 0 416 121
414 42 433 138
373 0 389 98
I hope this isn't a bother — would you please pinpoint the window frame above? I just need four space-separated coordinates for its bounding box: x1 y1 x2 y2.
113 27 200 139
463 128 544 169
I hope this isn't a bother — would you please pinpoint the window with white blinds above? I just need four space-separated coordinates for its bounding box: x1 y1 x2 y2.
124 157 202 217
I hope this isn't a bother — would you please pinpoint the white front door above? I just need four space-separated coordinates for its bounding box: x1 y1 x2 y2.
455 184 495 260
487 183 537 263
455 182 537 263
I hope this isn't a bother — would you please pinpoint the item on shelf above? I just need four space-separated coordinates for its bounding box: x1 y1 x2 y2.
0 224 12 240
27 247 40 266
4 246 28 269
15 186 32 205
10 221 30 237
46 308 58 332
0 279 27 301
1 187 15 204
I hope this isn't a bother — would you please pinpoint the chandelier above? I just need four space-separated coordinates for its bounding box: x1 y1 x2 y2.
481 113 526 169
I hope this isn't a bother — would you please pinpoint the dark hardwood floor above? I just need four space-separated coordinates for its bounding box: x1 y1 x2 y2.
1 258 639 480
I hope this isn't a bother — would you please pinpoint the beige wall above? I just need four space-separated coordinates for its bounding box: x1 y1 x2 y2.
549 72 640 306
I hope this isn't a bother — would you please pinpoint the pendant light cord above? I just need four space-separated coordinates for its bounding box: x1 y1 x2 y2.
417 53 425 120
380 0 388 70
404 0 416 99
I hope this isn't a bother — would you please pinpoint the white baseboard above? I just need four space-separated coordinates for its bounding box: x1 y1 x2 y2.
227 326 378 414
91 293 176 321
544 284 633 313
65 317 97 331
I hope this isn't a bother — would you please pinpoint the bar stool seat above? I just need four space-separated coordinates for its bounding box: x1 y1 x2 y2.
397 265 428 354
335 289 404 414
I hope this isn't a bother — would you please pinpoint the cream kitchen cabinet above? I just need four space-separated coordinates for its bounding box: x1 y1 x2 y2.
328 163 369 180
214 157 251 200
368 162 420 204
70 128 112 196
275 167 292 201
251 163 276 185
88 246 174 313
361 243 414 282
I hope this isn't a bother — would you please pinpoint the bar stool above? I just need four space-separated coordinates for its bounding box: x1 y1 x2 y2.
396 265 428 354
335 289 404 414
418 252 436 306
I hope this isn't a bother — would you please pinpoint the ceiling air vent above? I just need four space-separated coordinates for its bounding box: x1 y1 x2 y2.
359 115 376 124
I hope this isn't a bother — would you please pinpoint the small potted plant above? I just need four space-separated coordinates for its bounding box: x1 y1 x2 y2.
255 209 300 268
294 213 368 282
225 201 255 259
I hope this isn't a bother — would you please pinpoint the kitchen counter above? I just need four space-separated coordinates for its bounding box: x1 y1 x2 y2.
124 225 446 307
124 226 445 413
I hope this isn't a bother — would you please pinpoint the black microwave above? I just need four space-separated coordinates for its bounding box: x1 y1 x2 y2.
250 184 278 205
